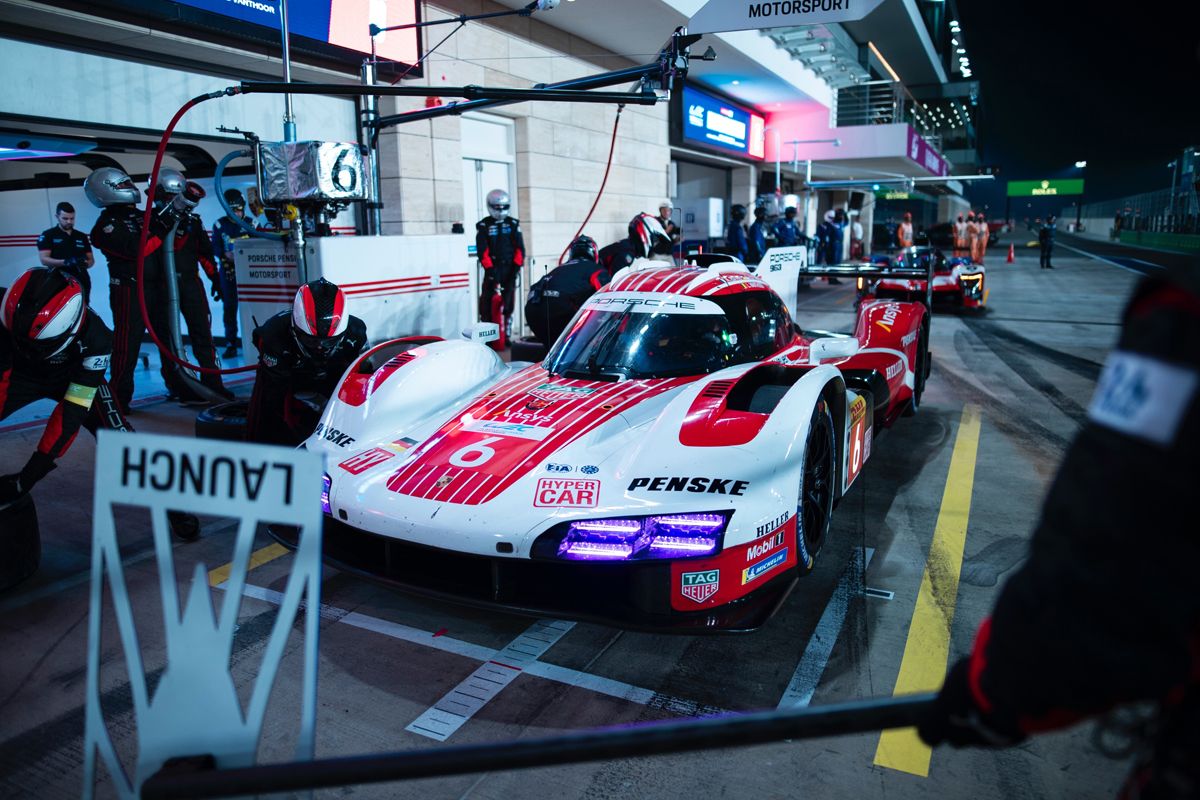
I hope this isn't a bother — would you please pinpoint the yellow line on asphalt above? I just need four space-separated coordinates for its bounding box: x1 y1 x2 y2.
873 403 981 777
207 542 291 587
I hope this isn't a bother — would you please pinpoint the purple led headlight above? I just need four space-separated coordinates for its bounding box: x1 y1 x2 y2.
557 513 727 561
320 473 332 515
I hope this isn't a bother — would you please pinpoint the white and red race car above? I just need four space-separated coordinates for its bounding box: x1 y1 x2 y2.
278 250 934 631
865 246 986 310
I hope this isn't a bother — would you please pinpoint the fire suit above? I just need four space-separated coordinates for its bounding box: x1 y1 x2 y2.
919 267 1200 798
0 306 130 501
167 213 228 398
524 257 611 346
244 310 368 446
475 216 525 326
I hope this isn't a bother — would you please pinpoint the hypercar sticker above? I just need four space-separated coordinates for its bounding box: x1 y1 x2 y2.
533 478 599 508
338 448 395 475
680 570 720 604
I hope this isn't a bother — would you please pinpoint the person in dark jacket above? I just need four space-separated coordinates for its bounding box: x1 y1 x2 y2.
773 206 803 247
86 166 205 412
919 267 1200 798
725 204 749 262
0 268 130 503
245 279 368 446
747 206 770 265
1039 215 1057 269
475 189 525 336
37 202 94 301
525 235 609 347
211 188 254 358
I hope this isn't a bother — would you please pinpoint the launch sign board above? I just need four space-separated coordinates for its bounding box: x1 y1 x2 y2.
689 0 886 34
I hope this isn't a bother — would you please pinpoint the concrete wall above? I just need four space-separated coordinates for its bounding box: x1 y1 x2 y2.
376 1 671 277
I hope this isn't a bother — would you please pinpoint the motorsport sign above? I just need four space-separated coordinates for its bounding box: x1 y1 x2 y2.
1007 179 1085 197
689 0 885 34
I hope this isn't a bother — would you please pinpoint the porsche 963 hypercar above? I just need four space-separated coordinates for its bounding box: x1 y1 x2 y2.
276 249 935 631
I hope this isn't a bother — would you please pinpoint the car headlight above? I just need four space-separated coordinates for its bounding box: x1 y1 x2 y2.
320 472 332 515
534 512 730 561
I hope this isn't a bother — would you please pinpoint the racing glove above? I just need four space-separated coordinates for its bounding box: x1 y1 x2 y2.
61 255 84 270
210 281 223 302
0 451 57 503
918 659 1026 748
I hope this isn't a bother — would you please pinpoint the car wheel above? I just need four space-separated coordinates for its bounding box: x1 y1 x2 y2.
904 320 929 417
797 399 835 574
195 399 249 441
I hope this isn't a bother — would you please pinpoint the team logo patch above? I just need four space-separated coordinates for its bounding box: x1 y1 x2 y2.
338 448 395 475
742 548 788 585
680 570 719 604
533 478 599 508
528 383 598 402
463 419 553 441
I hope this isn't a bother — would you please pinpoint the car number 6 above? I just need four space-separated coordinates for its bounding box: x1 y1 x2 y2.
449 436 503 468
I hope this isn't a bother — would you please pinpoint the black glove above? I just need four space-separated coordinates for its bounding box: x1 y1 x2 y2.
149 204 182 238
61 255 84 270
0 451 57 503
918 659 1025 748
210 281 223 302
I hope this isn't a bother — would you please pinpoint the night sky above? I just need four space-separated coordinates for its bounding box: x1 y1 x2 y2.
956 1 1200 217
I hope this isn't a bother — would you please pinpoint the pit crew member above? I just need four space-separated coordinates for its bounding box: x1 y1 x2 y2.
37 202 94 300
524 235 609 347
475 189 525 332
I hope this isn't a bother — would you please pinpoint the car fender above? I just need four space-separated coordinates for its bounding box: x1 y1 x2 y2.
306 339 506 460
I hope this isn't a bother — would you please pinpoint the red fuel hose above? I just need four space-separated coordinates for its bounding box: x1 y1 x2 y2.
557 105 624 266
134 89 258 376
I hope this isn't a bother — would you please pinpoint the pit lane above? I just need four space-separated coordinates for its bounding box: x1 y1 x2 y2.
0 245 1139 798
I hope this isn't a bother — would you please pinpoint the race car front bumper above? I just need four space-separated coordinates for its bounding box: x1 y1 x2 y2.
268 519 797 633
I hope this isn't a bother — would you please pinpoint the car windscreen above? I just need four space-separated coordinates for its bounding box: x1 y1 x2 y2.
544 304 740 380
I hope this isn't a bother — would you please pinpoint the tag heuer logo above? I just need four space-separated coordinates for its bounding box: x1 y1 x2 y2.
680 569 719 604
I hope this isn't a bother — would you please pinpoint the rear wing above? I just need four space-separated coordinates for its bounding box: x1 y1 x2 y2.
797 260 936 310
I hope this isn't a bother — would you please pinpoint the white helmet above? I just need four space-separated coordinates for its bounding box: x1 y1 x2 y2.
486 188 511 221
83 167 141 208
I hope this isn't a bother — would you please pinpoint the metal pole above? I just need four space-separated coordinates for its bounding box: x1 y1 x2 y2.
279 0 296 142
360 60 382 236
803 158 813 235
1169 158 1179 233
775 129 781 193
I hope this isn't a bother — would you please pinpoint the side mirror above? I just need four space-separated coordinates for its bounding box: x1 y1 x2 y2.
808 337 860 365
463 323 499 343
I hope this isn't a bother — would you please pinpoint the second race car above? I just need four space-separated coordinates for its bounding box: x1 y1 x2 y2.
862 246 986 311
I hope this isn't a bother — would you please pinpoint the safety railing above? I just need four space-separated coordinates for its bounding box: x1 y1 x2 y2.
1081 186 1200 235
833 80 940 144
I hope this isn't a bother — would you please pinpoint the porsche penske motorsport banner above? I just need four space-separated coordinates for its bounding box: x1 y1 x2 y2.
689 0 886 34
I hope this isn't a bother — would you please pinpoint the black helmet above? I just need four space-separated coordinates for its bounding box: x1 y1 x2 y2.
0 267 85 360
568 235 599 262
291 278 349 359
223 188 246 209
628 213 671 258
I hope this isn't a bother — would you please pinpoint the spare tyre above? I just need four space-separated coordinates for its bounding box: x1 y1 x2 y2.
195 399 249 441
510 335 548 363
0 494 40 592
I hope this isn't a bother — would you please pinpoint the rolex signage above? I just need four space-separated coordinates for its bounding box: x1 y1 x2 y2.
1007 179 1085 197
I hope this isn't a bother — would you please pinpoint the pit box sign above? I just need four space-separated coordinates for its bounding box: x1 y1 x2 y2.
84 431 324 799
689 0 886 34
1007 179 1085 197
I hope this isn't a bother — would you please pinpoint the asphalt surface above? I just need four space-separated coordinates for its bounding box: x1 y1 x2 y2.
0 244 1143 799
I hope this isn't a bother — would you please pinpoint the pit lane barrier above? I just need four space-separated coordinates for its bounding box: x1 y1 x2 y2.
139 693 936 799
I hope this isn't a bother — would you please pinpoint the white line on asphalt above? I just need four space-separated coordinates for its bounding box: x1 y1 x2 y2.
1058 243 1151 274
406 619 576 741
776 547 874 709
235 584 726 719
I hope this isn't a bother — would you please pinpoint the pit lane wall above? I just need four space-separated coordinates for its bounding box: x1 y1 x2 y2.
234 236 474 359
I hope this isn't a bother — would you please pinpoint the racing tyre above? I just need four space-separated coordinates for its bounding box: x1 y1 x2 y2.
903 319 930 417
797 400 835 574
0 494 40 591
510 336 548 363
195 399 249 441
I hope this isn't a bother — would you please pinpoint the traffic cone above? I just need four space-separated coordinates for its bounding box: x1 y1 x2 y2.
1006 244 1015 263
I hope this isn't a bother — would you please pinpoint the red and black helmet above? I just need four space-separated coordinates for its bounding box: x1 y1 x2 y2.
291 278 348 358
1 267 85 360
568 235 599 263
628 213 671 258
